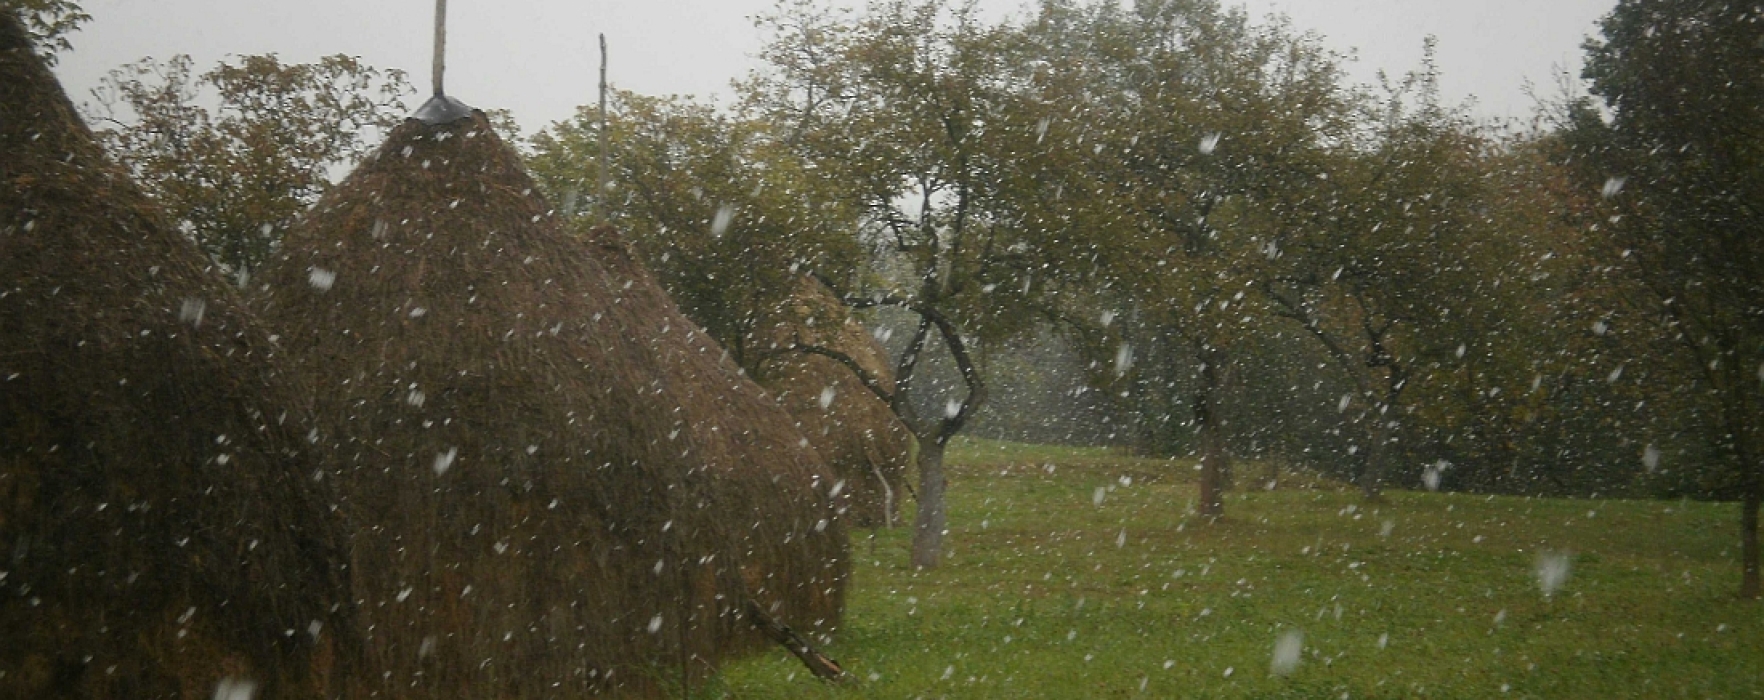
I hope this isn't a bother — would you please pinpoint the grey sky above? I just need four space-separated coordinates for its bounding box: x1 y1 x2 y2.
54 0 1613 135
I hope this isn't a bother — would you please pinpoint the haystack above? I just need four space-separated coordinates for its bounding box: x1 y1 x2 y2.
0 13 356 698
755 276 912 528
253 106 847 696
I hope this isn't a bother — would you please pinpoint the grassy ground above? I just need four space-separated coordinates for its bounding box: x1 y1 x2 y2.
709 438 1761 698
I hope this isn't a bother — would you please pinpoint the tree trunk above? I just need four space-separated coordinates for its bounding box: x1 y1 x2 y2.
1718 369 1758 600
1195 357 1229 518
910 438 948 569
1740 427 1760 599
1742 488 1760 599
1359 415 1389 501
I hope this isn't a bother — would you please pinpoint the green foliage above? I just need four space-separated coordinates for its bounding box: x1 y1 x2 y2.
89 53 412 279
1572 0 1764 595
713 441 1761 697
526 91 861 366
748 0 1097 346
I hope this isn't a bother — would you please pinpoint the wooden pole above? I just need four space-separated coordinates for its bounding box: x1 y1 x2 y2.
432 0 447 96
745 599 848 682
598 33 610 224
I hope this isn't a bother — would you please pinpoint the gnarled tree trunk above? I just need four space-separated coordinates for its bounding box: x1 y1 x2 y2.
911 439 949 570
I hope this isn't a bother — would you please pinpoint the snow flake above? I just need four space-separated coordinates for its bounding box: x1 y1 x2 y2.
1270 630 1302 676
1114 343 1134 378
178 298 206 327
1423 460 1448 491
1199 132 1221 155
212 677 257 700
1536 551 1572 598
433 447 457 476
711 205 735 238
307 267 336 292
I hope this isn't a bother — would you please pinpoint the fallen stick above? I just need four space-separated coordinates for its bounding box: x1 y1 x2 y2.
744 599 849 682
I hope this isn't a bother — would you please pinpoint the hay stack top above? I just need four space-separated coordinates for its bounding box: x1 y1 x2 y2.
256 107 847 694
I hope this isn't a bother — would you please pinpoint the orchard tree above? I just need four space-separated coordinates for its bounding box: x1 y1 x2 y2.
1035 0 1350 515
89 53 411 280
1571 0 1764 598
745 0 1080 567
1261 50 1499 500
527 90 863 368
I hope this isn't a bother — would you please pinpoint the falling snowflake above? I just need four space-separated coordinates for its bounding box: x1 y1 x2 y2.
1422 461 1448 491
819 385 837 410
1642 444 1661 472
433 447 457 476
1536 550 1572 598
1114 343 1134 378
1601 176 1627 199
1270 630 1303 676
213 677 257 700
178 298 206 327
308 267 337 291
711 205 735 238
1199 132 1221 155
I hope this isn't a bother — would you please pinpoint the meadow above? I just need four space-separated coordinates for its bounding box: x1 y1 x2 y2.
712 439 1761 698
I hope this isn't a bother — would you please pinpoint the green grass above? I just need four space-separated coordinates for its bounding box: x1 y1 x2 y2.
710 439 1762 699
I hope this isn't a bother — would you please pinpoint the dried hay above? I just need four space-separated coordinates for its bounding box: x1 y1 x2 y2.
0 12 356 698
755 276 912 528
254 108 847 697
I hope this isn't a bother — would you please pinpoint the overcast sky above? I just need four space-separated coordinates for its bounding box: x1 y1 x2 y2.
53 0 1614 135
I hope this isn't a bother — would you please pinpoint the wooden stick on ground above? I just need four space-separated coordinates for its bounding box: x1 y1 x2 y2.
744 599 849 682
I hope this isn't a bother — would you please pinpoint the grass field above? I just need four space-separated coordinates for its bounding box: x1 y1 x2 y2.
709 438 1761 698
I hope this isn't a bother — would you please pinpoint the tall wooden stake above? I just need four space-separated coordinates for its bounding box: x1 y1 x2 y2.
432 0 447 96
598 33 610 224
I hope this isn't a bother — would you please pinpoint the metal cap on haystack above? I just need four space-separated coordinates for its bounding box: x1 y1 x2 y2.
413 0 473 124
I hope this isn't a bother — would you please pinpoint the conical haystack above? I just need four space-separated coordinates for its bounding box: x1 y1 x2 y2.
756 276 912 528
254 107 847 696
0 13 356 698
